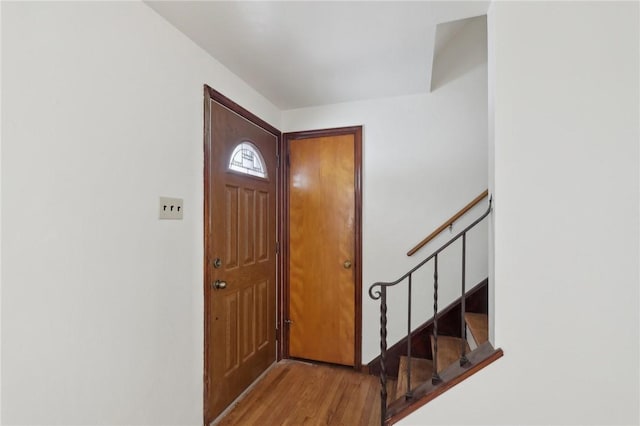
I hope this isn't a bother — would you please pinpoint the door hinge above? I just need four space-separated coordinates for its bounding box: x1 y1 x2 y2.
275 241 280 254
276 154 281 168
275 328 279 341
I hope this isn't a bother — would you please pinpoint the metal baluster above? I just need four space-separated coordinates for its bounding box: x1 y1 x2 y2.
406 274 412 399
460 233 469 366
379 287 388 426
432 255 442 384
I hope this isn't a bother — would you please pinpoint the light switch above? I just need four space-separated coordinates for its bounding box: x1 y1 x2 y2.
159 196 183 220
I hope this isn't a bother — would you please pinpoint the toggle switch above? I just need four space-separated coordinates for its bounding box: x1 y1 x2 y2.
159 196 183 220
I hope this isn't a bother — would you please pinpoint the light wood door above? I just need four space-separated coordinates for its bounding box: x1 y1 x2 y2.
287 130 361 366
204 92 277 423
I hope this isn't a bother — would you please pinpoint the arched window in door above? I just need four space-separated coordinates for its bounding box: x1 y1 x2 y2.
228 141 268 179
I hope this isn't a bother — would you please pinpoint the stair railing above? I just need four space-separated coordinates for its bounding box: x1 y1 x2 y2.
407 189 488 256
368 196 492 425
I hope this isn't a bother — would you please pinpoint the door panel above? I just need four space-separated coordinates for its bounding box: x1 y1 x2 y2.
204 94 277 423
287 132 360 366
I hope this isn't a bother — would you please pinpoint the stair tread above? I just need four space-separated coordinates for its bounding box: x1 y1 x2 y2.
465 312 488 345
396 356 433 398
386 342 503 424
387 378 397 404
430 335 470 373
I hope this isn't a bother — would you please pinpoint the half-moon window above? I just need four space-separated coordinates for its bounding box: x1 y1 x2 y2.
228 142 268 179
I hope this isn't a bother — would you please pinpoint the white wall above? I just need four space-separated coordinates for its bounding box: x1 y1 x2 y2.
401 2 639 425
0 2 3 420
282 17 489 363
487 4 497 344
1 2 279 424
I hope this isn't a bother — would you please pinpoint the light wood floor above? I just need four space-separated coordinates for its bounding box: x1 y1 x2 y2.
214 360 393 426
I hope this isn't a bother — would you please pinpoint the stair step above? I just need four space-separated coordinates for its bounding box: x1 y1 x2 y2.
465 312 488 345
387 378 397 404
386 342 503 424
395 356 433 398
430 335 470 373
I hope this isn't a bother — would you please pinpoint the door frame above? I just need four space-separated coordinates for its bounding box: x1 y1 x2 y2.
282 126 363 369
203 85 284 424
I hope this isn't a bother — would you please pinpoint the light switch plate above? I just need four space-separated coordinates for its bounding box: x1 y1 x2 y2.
159 196 183 220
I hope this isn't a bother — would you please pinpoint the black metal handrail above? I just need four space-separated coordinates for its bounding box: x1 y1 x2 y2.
369 196 492 425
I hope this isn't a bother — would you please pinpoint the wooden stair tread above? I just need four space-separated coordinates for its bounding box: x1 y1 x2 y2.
386 342 503 425
395 356 433 399
465 312 488 345
387 378 397 404
430 335 470 373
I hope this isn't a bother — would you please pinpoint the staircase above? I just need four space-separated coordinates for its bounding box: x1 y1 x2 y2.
370 280 502 425
368 194 503 425
389 309 500 418
395 312 487 396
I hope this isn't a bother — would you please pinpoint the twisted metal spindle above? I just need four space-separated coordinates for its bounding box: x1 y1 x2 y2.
460 233 469 366
432 254 442 384
379 287 388 426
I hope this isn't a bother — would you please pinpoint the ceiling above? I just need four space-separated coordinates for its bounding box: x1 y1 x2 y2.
146 1 490 110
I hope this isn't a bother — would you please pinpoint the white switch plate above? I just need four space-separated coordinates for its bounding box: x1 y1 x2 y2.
159 196 183 220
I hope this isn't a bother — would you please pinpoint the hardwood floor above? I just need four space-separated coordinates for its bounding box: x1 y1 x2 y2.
214 360 392 426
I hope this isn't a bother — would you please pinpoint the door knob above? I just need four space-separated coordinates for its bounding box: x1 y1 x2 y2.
343 260 352 269
213 280 227 290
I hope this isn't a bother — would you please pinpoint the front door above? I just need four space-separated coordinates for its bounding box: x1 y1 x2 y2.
204 88 278 423
285 127 362 367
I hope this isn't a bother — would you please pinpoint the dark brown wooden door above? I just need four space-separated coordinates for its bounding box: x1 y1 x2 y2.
204 92 277 423
286 129 362 367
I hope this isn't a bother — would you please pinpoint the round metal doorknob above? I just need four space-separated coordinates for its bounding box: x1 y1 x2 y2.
343 260 352 269
213 280 227 290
